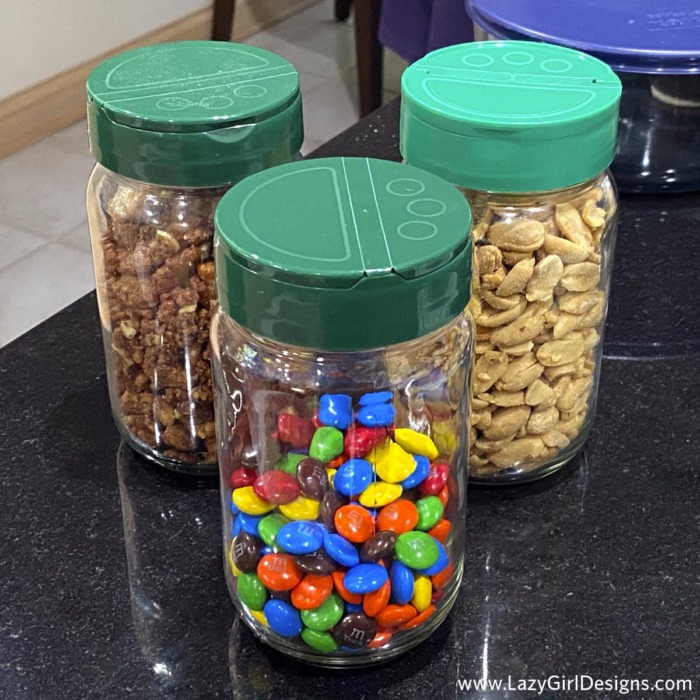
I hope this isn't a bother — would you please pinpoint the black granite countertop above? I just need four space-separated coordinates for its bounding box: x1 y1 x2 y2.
1 101 699 699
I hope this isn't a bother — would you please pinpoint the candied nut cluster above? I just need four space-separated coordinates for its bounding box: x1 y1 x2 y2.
97 182 226 464
466 184 614 479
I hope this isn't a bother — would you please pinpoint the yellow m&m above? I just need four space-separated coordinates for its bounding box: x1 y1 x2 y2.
279 495 320 521
368 439 416 483
394 428 439 460
412 574 432 613
359 482 402 508
232 486 275 516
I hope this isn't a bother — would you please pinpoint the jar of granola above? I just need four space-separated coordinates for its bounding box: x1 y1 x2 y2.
86 41 303 473
210 157 474 665
401 41 622 483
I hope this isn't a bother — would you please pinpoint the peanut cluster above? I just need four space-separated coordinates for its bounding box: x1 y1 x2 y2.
467 186 613 479
98 183 224 464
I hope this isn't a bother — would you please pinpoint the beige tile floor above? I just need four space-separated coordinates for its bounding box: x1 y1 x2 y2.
0 0 407 348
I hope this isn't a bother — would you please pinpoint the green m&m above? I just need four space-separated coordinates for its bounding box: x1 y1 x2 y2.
415 496 444 531
237 572 267 611
395 531 439 570
300 592 344 631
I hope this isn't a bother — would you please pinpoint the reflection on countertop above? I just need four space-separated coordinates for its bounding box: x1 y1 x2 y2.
117 443 233 695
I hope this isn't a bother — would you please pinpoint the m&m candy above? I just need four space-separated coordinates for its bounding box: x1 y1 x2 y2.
224 390 459 657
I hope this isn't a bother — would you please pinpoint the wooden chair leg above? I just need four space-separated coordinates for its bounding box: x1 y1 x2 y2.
212 0 236 41
354 0 383 117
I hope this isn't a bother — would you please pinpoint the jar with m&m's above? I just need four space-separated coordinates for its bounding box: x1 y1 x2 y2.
210 157 474 665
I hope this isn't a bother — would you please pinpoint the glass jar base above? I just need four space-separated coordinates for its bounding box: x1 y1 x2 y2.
116 422 218 477
469 426 591 486
225 559 464 668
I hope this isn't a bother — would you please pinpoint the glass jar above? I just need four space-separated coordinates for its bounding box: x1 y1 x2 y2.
86 41 303 474
466 0 700 194
210 157 475 665
401 41 621 483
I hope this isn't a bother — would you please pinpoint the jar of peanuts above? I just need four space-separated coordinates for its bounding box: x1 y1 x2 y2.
401 41 622 483
86 41 303 473
210 157 474 665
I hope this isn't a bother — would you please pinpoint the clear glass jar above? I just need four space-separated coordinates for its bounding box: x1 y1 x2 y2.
211 312 473 665
210 157 475 665
464 174 618 482
87 170 228 468
85 41 303 473
400 41 622 483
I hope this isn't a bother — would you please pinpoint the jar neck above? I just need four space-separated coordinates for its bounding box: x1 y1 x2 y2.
458 172 610 209
216 307 470 359
90 162 235 195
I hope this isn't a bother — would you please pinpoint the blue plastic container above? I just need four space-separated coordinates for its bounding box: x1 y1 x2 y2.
466 0 700 193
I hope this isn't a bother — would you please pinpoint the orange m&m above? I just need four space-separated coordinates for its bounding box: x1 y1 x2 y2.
376 604 418 627
400 604 436 630
291 574 333 610
431 561 454 590
257 554 303 591
427 519 451 544
376 499 418 535
334 505 375 543
363 578 390 617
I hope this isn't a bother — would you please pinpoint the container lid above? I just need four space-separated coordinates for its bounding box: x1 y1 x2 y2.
214 157 472 351
400 41 622 192
86 41 303 187
466 0 700 74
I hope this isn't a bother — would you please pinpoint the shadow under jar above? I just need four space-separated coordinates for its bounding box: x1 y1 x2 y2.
401 41 622 483
210 157 475 665
85 41 303 473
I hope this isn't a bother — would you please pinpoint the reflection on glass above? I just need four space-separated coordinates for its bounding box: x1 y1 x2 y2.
117 441 233 692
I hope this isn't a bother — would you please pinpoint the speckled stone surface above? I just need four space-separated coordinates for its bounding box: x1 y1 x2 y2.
1 101 698 699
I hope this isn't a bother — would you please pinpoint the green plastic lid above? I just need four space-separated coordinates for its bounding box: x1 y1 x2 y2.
400 41 622 192
86 41 303 187
215 157 472 351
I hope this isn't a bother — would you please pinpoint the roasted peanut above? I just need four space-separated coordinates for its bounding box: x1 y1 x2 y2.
474 436 516 453
471 410 493 430
473 350 509 394
526 255 564 302
476 245 503 275
481 267 507 290
491 315 545 348
527 405 560 434
488 436 546 468
558 289 604 314
542 430 570 449
471 396 491 411
483 390 526 407
553 311 583 339
560 262 601 292
483 405 531 440
502 340 535 356
537 339 586 366
477 297 528 328
482 289 523 310
580 198 606 229
487 219 546 252
502 250 534 266
496 257 535 297
525 378 557 407
495 352 544 391
542 233 590 264
555 203 593 250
